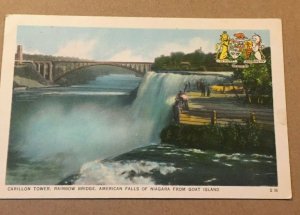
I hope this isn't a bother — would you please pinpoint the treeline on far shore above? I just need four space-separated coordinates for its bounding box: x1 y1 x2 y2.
153 48 273 105
160 123 276 155
152 50 232 71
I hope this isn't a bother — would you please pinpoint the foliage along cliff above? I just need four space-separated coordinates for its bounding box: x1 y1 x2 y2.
233 47 272 105
152 50 232 71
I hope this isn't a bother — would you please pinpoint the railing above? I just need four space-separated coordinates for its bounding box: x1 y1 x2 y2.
180 108 274 129
210 110 259 125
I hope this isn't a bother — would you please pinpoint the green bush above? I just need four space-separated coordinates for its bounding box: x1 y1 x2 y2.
160 123 275 155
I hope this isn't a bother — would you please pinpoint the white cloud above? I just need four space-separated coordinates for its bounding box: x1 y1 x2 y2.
55 39 97 59
109 49 146 62
108 37 214 62
153 37 215 58
23 48 42 55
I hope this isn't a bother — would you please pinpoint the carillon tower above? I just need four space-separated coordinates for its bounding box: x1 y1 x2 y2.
16 45 23 64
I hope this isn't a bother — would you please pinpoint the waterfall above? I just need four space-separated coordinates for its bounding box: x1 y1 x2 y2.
7 71 223 184
129 71 224 144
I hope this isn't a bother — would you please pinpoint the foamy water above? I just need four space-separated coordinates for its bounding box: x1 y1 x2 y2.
7 71 277 186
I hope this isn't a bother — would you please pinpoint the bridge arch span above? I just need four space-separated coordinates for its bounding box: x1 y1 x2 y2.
53 63 151 82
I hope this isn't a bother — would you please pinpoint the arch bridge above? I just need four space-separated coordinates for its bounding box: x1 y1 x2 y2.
18 60 153 82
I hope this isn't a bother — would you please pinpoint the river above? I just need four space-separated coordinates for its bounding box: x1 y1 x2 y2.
6 70 277 186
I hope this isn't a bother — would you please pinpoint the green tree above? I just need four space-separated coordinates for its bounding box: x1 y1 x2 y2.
152 49 233 71
153 55 171 70
170 52 185 69
233 48 272 104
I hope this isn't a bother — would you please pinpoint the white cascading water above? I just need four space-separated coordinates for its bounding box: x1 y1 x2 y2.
10 72 224 184
72 72 223 185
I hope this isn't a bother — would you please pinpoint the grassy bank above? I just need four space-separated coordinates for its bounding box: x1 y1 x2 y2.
14 64 48 88
160 123 276 155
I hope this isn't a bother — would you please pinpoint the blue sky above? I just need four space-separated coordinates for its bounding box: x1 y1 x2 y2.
17 26 270 62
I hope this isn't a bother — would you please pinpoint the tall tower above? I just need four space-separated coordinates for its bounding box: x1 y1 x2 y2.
16 45 23 64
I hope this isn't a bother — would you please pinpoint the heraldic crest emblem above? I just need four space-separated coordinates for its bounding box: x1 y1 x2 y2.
216 31 266 68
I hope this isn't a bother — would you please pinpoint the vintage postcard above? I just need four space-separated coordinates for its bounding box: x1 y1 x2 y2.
0 15 291 199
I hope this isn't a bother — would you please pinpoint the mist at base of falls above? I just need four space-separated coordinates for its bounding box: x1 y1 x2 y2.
8 72 219 184
7 71 277 186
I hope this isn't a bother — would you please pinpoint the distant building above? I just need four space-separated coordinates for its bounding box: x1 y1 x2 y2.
195 47 203 53
180 61 191 69
15 45 23 64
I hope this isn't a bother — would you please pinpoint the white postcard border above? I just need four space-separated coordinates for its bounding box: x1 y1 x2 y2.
0 15 291 199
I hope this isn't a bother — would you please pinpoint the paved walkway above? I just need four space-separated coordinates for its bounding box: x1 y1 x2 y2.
179 91 274 128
